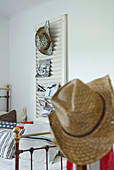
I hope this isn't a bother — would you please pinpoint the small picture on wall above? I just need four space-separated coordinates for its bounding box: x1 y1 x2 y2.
35 59 51 77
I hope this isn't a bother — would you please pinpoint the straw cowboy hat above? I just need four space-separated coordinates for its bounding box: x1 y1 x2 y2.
48 75 114 165
35 20 53 55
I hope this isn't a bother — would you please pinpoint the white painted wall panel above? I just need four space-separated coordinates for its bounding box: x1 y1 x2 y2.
9 0 114 121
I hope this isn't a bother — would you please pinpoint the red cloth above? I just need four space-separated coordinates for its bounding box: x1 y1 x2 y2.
16 121 33 129
66 160 73 170
100 147 114 170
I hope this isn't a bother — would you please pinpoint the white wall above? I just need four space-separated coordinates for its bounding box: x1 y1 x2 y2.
9 0 114 120
0 16 9 110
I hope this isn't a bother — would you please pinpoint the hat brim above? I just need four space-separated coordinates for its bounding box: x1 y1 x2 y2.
48 76 114 165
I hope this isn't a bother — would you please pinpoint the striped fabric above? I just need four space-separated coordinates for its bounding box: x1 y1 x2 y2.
0 129 24 159
0 130 14 158
16 121 33 129
0 121 17 158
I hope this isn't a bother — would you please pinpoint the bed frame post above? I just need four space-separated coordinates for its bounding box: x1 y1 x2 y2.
76 165 87 170
61 152 63 170
6 84 10 112
13 127 20 170
0 84 10 112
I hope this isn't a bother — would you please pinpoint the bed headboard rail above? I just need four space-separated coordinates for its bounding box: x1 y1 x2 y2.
0 84 10 112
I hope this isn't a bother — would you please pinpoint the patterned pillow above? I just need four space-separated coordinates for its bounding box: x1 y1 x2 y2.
0 121 17 130
0 129 24 159
0 121 33 130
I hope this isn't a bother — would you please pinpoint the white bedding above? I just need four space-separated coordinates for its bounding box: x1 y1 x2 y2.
0 116 99 170
0 156 67 170
0 122 67 170
0 156 100 170
19 123 59 164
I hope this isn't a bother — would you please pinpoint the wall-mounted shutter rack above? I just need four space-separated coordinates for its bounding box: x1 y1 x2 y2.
35 14 67 121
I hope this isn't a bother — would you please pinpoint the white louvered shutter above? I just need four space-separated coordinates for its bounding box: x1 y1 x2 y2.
35 14 67 120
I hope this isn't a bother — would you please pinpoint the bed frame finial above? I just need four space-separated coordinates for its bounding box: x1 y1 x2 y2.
6 84 10 90
13 127 20 144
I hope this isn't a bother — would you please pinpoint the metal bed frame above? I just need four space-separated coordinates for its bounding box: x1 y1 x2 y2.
0 84 86 170
0 84 10 112
0 85 64 169
13 127 63 170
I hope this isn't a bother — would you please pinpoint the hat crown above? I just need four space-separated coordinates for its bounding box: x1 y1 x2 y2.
52 79 104 136
49 75 114 165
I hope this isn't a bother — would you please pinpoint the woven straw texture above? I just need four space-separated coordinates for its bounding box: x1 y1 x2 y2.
48 75 114 165
35 21 53 55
